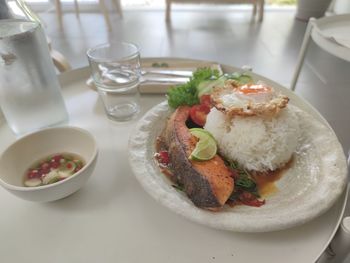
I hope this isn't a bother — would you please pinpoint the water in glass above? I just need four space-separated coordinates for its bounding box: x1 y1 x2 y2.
87 42 141 122
94 65 140 121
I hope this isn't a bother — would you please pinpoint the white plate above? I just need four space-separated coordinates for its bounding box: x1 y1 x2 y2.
128 101 347 232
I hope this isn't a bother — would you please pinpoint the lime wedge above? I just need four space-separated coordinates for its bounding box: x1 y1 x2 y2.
189 128 217 161
190 128 216 141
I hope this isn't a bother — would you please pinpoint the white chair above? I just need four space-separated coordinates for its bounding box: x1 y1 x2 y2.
9 0 72 72
165 0 265 22
291 14 350 91
53 0 123 31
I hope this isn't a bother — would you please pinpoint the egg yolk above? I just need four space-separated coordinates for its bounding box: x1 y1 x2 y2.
238 84 272 94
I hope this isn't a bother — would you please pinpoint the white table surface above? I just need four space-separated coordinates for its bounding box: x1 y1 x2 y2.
0 59 348 263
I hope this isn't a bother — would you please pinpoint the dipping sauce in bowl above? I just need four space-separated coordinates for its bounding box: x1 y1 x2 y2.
24 153 85 187
0 126 98 202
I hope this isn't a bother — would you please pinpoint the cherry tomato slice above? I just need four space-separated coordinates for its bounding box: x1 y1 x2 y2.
199 94 211 107
190 104 210 127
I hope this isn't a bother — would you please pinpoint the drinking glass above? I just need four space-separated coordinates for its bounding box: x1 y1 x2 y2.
87 42 141 122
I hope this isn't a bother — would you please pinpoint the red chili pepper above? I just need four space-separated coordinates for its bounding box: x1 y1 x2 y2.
27 170 40 179
50 162 60 169
41 162 50 170
230 169 239 180
241 199 265 207
52 155 62 162
159 151 170 165
240 191 255 200
40 168 50 176
239 191 265 207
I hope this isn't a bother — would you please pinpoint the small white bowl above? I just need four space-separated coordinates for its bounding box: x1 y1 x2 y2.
0 126 98 202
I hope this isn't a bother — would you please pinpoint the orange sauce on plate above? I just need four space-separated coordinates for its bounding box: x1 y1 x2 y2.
251 157 293 197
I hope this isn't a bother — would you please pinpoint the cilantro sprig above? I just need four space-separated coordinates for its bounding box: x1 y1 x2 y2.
167 68 219 109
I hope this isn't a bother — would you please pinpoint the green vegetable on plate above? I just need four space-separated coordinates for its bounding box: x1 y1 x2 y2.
167 68 219 108
167 68 254 109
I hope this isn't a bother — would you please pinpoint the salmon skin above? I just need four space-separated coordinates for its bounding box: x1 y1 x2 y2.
163 106 234 210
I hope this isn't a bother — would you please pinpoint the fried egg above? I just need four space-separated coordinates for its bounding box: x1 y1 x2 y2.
211 81 289 117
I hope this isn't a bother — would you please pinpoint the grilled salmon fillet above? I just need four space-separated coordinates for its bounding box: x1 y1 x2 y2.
164 106 234 210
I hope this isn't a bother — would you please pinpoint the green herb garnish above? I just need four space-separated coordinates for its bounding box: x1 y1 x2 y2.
228 160 260 197
172 184 184 192
224 72 253 85
167 67 219 108
228 161 239 170
236 176 256 189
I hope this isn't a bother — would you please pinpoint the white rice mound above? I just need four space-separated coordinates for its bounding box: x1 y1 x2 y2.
204 106 300 172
